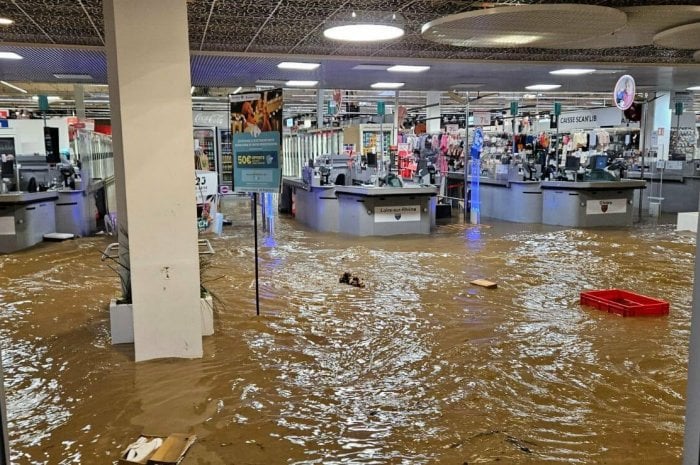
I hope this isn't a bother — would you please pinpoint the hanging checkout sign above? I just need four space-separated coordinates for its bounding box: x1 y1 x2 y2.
230 89 284 193
557 107 624 131
613 74 635 111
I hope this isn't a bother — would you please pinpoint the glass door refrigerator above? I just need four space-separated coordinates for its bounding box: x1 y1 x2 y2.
193 127 218 173
218 129 232 189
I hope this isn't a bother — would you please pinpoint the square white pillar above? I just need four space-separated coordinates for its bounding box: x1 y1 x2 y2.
104 0 202 361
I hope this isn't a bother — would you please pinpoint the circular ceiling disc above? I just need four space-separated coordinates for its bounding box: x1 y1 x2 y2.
421 4 627 49
548 5 700 50
694 50 700 62
653 22 700 50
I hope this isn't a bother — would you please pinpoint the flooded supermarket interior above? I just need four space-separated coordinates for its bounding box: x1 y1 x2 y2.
0 197 695 464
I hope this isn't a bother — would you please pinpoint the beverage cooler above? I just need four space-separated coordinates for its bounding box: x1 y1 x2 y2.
193 127 218 173
218 129 232 188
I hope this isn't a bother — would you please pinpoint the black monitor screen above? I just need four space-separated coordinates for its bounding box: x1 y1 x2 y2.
1 159 14 178
366 153 377 167
565 156 580 170
44 127 60 164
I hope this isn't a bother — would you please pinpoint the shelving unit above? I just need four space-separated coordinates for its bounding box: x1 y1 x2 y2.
342 124 393 157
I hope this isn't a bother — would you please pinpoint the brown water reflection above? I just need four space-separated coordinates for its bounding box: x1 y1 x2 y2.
0 197 693 464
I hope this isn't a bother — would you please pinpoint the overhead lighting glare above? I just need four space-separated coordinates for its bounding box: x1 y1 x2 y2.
687 86 700 91
233 86 242 94
0 80 27 93
371 82 404 89
53 73 93 80
0 18 14 25
353 64 392 70
31 95 61 102
285 80 318 87
0 52 22 60
549 68 596 76
323 24 404 42
525 84 561 91
490 35 540 45
278 62 320 71
387 65 430 73
190 86 195 94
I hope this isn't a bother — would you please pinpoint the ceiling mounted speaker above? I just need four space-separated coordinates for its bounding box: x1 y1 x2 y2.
653 22 700 49
421 4 627 49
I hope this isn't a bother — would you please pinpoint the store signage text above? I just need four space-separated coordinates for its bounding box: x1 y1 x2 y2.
558 107 623 131
585 198 627 215
374 205 421 223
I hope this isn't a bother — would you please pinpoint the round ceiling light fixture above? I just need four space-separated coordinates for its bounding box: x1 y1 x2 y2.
323 24 404 42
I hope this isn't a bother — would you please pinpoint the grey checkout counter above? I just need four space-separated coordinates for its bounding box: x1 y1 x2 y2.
55 181 103 237
281 177 438 236
470 177 543 223
541 180 646 227
0 191 58 253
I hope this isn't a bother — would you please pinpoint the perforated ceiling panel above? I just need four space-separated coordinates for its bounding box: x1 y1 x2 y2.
0 0 697 64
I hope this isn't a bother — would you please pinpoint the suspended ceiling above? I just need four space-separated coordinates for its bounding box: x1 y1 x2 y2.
0 0 699 115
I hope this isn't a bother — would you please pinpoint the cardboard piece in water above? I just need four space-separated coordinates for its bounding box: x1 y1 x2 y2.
118 433 196 465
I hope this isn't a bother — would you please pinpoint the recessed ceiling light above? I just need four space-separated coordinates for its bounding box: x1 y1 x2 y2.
233 86 242 94
53 73 93 80
593 69 625 75
0 80 27 93
278 62 320 70
0 18 13 26
0 52 22 60
32 95 61 102
352 64 393 71
371 82 405 89
190 86 195 95
323 24 404 42
286 80 318 87
387 65 430 73
549 68 596 76
687 86 700 91
525 84 561 91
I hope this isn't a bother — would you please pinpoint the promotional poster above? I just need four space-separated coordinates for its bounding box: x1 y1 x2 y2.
230 89 283 193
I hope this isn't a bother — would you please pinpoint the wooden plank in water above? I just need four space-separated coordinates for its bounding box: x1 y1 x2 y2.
471 279 497 289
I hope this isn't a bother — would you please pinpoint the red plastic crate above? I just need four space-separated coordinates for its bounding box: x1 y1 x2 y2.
580 289 669 317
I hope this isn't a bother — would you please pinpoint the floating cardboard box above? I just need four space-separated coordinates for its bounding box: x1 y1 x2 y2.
118 434 196 465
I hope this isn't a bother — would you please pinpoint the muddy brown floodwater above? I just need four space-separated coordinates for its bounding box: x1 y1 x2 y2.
0 197 694 464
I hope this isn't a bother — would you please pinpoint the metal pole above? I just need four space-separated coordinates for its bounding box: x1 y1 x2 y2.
253 192 260 316
0 347 10 465
463 92 470 222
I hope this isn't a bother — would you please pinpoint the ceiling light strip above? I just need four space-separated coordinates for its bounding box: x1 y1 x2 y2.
244 0 283 53
10 0 55 44
199 0 217 51
0 80 27 93
77 0 104 45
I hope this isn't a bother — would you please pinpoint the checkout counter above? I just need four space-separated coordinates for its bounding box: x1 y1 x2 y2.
280 153 437 236
450 154 645 227
627 159 700 213
0 155 105 253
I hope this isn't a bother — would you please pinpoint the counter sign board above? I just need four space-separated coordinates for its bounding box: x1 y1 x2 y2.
230 89 283 193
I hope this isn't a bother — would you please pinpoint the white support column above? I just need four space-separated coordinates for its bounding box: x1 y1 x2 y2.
74 84 86 120
684 199 700 464
393 91 399 145
642 91 672 159
316 89 324 129
426 91 441 134
104 0 202 361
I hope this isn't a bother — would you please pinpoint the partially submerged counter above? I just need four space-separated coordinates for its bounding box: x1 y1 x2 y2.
280 177 438 236
541 180 646 227
0 191 58 253
471 178 543 223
